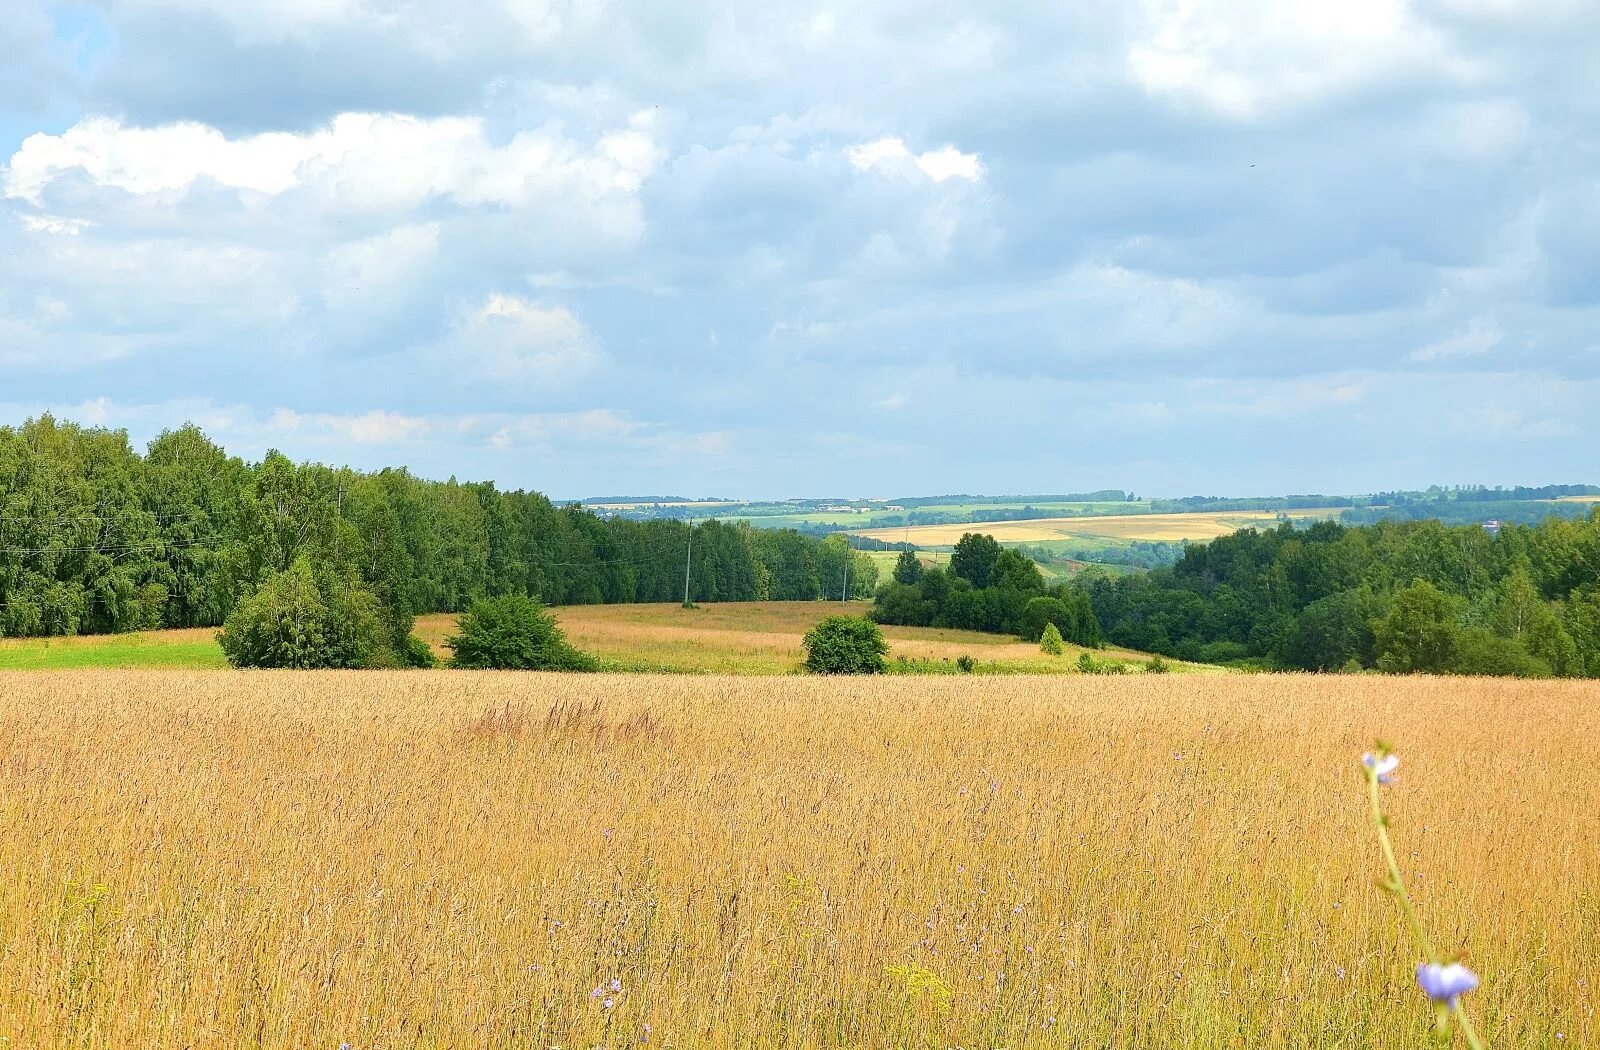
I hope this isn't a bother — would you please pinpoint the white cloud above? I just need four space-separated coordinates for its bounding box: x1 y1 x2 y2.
19 214 93 235
1127 0 1469 119
846 137 983 182
3 112 665 213
427 294 602 382
321 223 441 309
1410 317 1502 361
270 407 432 444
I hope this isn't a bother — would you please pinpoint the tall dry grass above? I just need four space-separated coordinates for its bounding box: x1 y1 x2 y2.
0 671 1593 1047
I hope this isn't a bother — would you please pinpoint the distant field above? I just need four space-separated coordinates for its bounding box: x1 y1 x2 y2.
758 501 1141 529
854 508 1342 546
415 602 1193 675
587 500 741 510
3 602 1194 674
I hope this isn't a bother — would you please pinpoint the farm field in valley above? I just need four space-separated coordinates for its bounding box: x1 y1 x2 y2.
1 603 1187 674
0 671 1591 1047
415 602 1183 674
853 508 1344 546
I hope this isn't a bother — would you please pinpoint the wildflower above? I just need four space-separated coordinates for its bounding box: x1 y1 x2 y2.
1362 752 1399 784
602 997 615 1009
609 977 622 993
1416 962 1479 1007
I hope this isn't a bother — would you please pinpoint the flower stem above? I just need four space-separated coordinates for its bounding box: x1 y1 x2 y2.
1365 767 1485 1050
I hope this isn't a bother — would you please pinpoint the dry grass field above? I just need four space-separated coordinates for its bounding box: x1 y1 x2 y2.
0 671 1594 1047
0 602 1183 674
415 602 1184 675
853 509 1341 546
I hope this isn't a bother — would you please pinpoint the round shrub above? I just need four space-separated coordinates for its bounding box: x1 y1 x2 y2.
803 615 889 675
444 595 598 671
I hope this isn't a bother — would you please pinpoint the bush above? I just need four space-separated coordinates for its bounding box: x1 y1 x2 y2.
1039 622 1065 656
955 654 977 673
444 595 598 671
803 615 889 675
1077 651 1130 675
218 557 385 669
1144 654 1170 674
400 635 438 668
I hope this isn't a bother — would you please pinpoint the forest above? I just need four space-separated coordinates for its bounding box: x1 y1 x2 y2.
1081 515 1600 677
871 514 1600 678
0 416 877 644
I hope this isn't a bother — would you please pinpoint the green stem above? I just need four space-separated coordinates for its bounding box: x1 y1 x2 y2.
1367 769 1434 959
1366 767 1486 1050
1456 1007 1485 1050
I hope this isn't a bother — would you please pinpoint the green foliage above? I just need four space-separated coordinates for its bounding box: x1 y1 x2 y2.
400 635 438 668
444 595 598 671
1145 654 1169 673
802 615 888 675
217 557 385 669
1039 622 1064 656
1374 580 1462 674
892 549 923 585
1076 651 1129 675
873 535 1104 647
955 654 977 673
950 533 1003 588
0 415 874 649
1077 511 1600 677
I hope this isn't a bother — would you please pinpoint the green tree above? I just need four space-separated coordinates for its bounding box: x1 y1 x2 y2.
802 615 888 674
1040 621 1065 656
444 595 598 671
217 556 385 669
1374 580 1462 674
950 533 1003 588
892 549 923 585
1019 595 1071 642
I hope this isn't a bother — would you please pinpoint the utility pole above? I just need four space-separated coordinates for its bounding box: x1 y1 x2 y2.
682 524 693 607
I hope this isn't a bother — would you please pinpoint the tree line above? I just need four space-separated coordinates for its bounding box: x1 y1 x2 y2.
0 416 879 648
1078 514 1600 677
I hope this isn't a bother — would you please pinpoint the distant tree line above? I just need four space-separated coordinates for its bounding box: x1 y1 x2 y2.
871 535 1103 648
0 416 878 647
1341 500 1596 528
1078 515 1600 677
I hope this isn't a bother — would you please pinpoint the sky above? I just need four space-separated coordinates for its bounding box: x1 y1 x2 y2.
2 1 1598 500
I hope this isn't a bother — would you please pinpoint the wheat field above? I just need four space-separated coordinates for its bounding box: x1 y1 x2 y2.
852 509 1341 546
0 671 1594 1047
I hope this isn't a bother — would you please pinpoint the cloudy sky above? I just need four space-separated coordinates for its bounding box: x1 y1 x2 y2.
3 1 1597 499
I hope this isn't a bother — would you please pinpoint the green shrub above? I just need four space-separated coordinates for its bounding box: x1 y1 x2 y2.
956 654 977 673
1076 651 1130 675
218 556 385 669
1144 654 1170 674
400 635 438 668
1040 622 1065 656
444 595 598 671
803 615 889 675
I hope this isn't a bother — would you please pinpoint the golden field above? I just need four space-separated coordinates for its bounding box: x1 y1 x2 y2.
416 602 1184 675
852 509 1341 546
0 671 1593 1047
